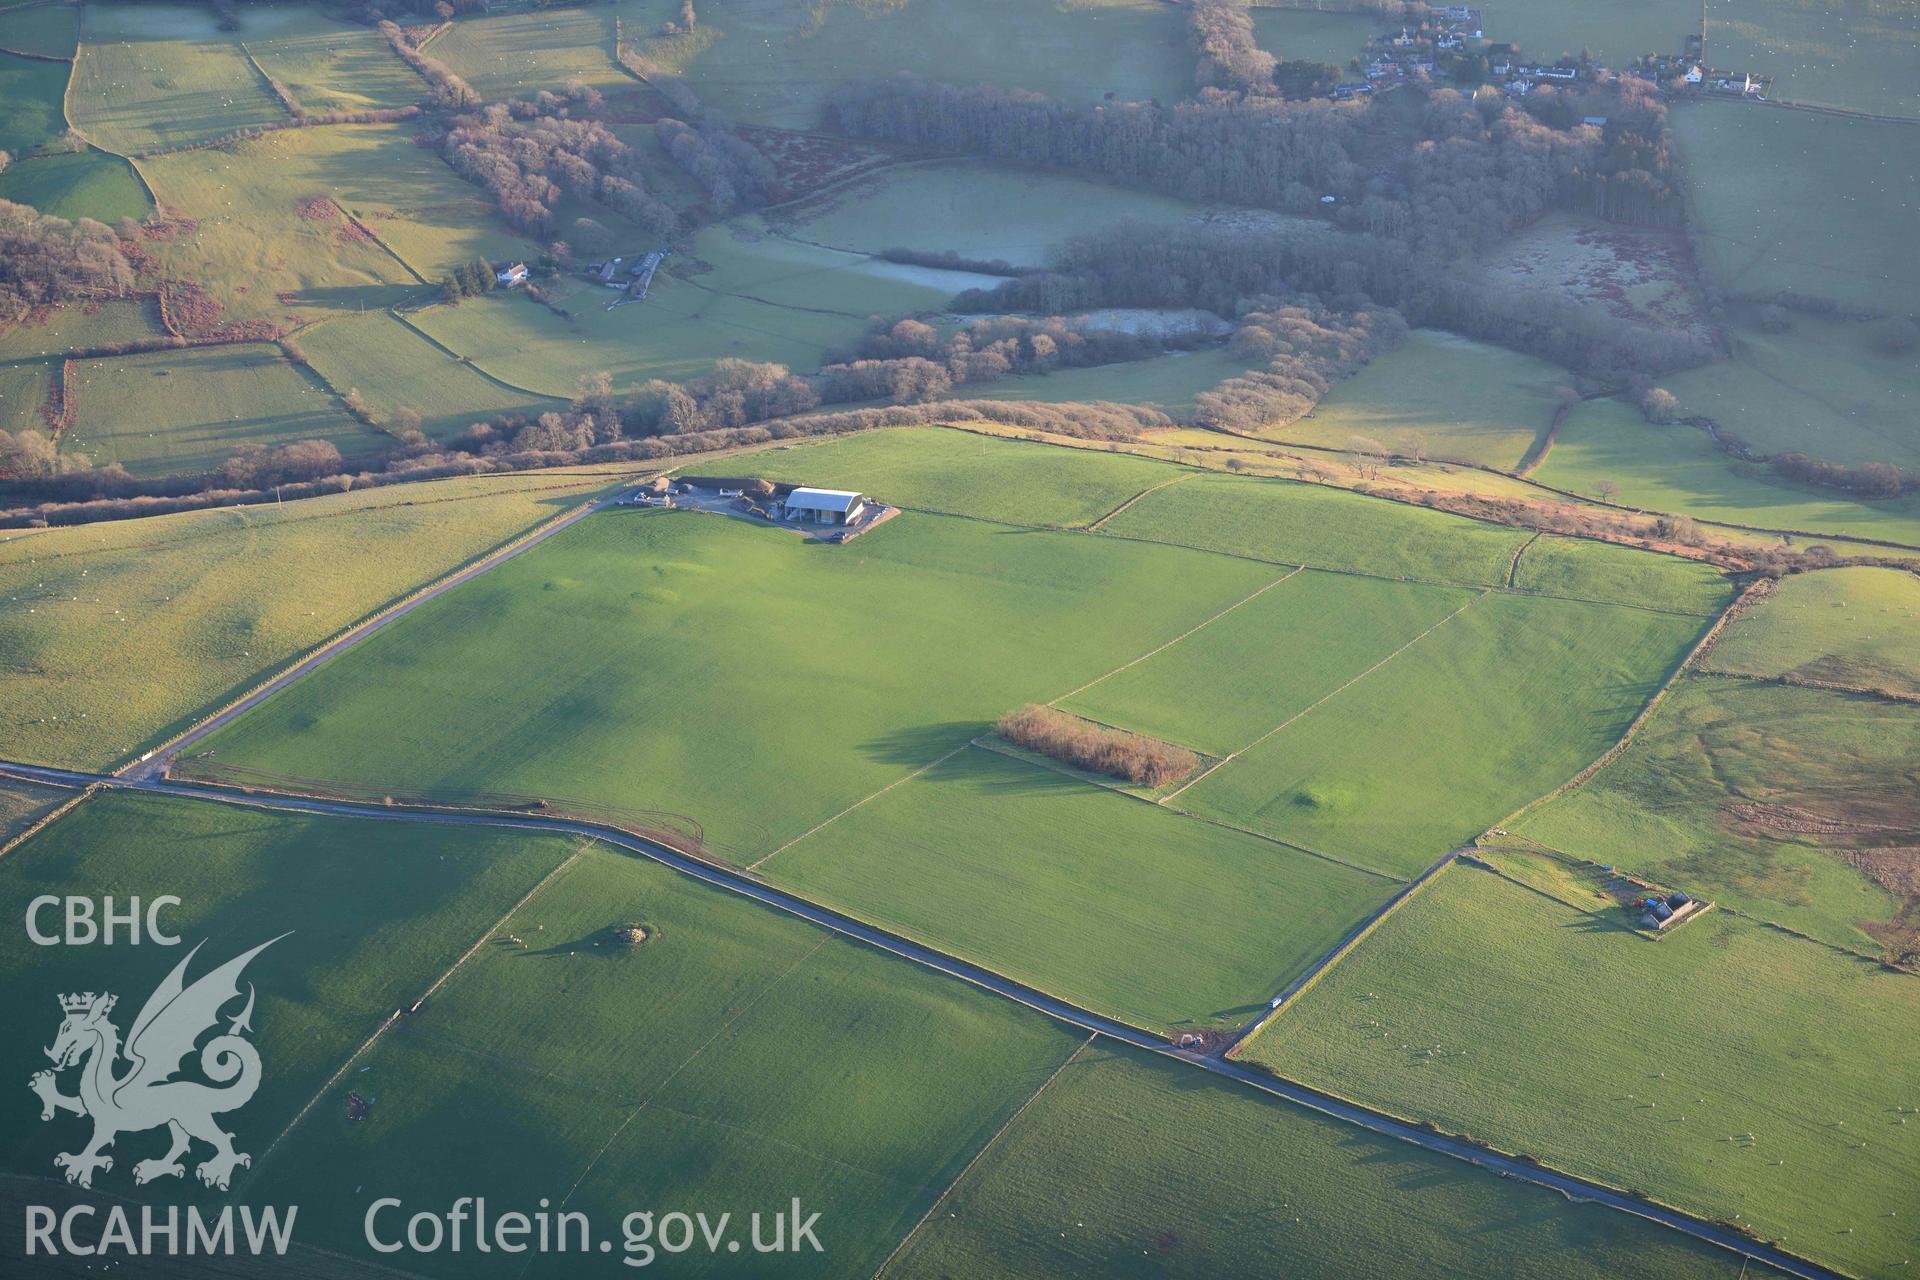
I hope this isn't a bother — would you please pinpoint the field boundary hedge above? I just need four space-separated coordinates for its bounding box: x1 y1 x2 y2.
389 308 572 400
0 778 96 860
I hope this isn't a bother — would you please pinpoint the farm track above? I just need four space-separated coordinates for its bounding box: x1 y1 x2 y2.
0 756 1843 1280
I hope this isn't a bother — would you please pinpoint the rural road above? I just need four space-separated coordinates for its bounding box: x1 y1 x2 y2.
0 758 1841 1280
117 494 615 783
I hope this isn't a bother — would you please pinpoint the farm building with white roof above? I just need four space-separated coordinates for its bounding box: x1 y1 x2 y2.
781 487 867 526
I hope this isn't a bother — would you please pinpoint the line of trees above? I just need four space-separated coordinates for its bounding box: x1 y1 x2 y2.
618 53 778 211
377 20 479 109
1194 301 1407 432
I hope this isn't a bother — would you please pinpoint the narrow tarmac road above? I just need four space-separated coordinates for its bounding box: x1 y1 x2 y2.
0 759 1839 1280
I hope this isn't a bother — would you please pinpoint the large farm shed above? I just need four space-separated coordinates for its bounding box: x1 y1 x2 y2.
781 487 868 526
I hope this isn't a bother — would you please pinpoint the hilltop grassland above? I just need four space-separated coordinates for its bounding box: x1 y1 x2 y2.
0 470 613 770
1266 330 1568 471
193 509 1279 858
1706 0 1920 117
767 744 1397 1032
1180 592 1706 876
1510 536 1733 616
1676 102 1920 317
890 1042 1750 1280
1512 674 1920 957
0 299 160 362
1236 863 1920 1279
236 6 425 113
745 427 1192 528
58 342 378 479
1703 566 1920 696
0 790 583 1183
249 842 1087 1279
68 3 287 156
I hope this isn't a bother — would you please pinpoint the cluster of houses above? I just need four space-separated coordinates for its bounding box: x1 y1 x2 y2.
589 249 670 301
1335 1 1768 102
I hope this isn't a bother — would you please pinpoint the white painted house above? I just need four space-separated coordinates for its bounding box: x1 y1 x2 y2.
782 488 867 526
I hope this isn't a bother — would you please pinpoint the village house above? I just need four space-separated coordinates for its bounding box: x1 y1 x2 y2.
495 262 529 287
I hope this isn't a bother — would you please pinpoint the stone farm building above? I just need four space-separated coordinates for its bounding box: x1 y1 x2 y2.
781 488 867 526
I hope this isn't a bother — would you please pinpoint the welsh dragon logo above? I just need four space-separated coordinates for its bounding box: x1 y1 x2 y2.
30 936 284 1192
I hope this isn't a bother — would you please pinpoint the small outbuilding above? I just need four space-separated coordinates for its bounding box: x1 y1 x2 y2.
496 262 529 286
781 487 867 526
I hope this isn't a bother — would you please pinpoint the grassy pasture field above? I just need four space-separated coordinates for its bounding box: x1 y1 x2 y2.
195 508 1281 859
970 346 1257 412
1099 470 1533 586
1481 0 1694 66
140 124 526 328
0 298 159 362
1062 571 1476 756
1268 329 1568 470
1180 592 1707 876
1662 313 1920 470
641 0 1193 131
0 790 584 1193
1706 0 1920 118
1534 398 1920 548
1250 7 1378 67
0 50 69 155
0 774 66 846
0 470 612 770
0 361 50 435
771 159 1210 269
1511 675 1920 957
68 3 287 156
745 427 1189 528
250 842 1086 1278
0 146 150 221
1484 211 1703 335
1511 536 1733 616
59 343 378 478
300 310 562 441
1704 566 1920 695
1236 863 1920 1278
769 744 1397 1032
890 1042 1751 1280
1675 101 1920 316
236 6 428 113
0 3 79 58
428 4 634 102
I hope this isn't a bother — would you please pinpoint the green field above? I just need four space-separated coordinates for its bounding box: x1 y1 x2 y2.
1270 329 1571 470
0 298 159 361
642 0 1192 131
1663 313 1920 469
1707 0 1920 118
1181 592 1705 876
59 343 378 478
971 346 1257 412
769 744 1396 1031
746 427 1189 528
1675 101 1920 316
197 508 1279 859
1100 470 1534 586
409 217 961 394
1511 536 1733 616
1251 8 1378 68
248 841 1086 1278
772 159 1210 269
0 146 150 221
68 3 287 156
1484 0 1695 65
1704 565 1920 695
0 774 66 846
0 470 611 770
429 4 635 101
0 3 79 58
1512 674 1920 956
236 6 426 113
1534 398 1920 548
0 789 584 1187
301 310 562 441
0 361 50 434
1237 863 1920 1278
1063 570 1475 755
890 1042 1750 1280
0 50 69 155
